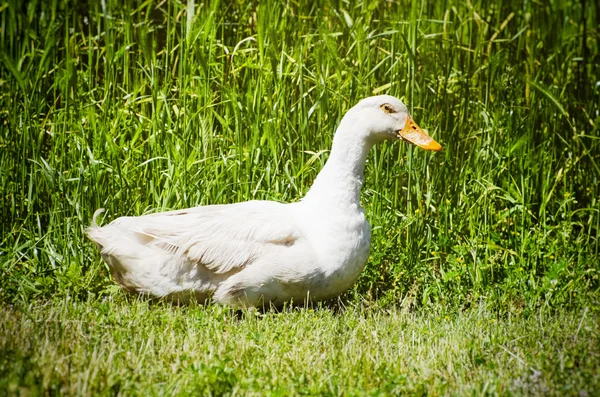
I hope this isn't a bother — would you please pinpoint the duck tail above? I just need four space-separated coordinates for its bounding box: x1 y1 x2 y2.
86 208 107 248
91 208 106 227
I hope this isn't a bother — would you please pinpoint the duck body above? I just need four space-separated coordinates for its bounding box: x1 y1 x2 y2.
88 199 369 307
87 95 441 307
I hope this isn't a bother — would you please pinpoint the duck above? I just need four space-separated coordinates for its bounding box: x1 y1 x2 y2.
86 95 442 307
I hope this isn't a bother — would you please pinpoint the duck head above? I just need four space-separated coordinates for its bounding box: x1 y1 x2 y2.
341 95 442 151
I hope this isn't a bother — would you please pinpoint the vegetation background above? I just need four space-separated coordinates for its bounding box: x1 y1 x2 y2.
1 0 598 395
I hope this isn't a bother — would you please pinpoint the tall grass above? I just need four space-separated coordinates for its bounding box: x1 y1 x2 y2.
1 0 598 309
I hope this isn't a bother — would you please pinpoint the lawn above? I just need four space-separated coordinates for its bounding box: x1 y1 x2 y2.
1 0 599 395
2 297 599 395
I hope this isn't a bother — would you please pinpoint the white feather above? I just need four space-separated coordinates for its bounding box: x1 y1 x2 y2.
87 95 435 307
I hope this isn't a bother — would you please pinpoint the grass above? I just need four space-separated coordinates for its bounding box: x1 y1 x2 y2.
1 297 599 396
0 0 599 394
1 0 598 308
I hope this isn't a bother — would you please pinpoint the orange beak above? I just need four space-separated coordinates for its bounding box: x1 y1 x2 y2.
397 116 442 152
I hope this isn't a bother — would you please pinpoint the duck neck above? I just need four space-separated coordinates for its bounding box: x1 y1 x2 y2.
303 119 374 206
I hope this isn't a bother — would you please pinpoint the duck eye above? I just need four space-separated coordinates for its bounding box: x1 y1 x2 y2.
380 104 395 114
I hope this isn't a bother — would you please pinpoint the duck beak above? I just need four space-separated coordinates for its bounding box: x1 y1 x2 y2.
397 116 442 152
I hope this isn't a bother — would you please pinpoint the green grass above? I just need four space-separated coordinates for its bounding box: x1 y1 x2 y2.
1 297 599 396
1 0 599 308
1 0 599 394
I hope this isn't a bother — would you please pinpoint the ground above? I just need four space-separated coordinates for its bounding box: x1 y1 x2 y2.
1 296 598 396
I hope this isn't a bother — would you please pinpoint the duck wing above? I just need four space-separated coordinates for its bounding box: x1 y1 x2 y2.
87 200 301 275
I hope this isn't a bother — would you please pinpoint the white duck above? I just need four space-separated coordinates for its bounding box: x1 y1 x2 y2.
87 95 441 307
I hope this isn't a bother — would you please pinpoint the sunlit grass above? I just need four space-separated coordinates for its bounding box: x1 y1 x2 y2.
1 297 599 395
1 0 597 308
1 0 599 394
